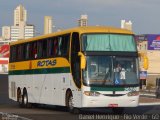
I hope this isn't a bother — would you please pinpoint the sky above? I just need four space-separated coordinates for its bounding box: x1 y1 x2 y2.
0 0 160 35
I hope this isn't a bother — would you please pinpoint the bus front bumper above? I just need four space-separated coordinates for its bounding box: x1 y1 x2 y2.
82 95 139 108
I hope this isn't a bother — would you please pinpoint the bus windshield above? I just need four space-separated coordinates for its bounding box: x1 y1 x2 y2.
82 34 136 52
83 56 139 86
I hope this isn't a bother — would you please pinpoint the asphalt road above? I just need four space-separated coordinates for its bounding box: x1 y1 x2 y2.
0 74 160 120
0 74 15 104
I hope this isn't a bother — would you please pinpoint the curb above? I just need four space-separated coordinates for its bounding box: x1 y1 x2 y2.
139 102 160 106
140 94 156 97
0 112 31 120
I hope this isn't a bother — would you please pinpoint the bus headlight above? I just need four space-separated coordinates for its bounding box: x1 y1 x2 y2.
127 91 139 97
84 91 100 96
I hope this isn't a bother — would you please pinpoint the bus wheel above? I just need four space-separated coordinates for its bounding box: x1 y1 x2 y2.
17 89 23 107
67 92 74 112
22 92 28 108
66 91 79 114
112 107 124 114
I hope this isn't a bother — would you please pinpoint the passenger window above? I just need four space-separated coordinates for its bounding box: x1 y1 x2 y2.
61 35 70 56
53 39 58 56
57 37 62 56
47 38 54 57
11 46 17 62
33 42 37 59
25 43 30 60
42 40 47 57
37 41 43 58
47 34 70 58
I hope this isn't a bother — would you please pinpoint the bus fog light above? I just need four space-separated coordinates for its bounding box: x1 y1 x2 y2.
127 91 139 96
84 91 100 96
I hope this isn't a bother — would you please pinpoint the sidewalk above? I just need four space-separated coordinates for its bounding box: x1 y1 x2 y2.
139 89 160 106
139 96 160 106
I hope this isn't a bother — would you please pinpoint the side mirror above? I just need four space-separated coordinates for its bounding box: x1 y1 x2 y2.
78 52 86 69
143 56 148 70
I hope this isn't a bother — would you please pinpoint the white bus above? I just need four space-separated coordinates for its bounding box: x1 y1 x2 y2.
9 26 139 113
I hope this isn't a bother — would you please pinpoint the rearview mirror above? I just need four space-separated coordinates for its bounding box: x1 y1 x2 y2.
78 52 86 69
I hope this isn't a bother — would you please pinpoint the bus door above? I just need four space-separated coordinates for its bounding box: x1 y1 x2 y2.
70 32 82 106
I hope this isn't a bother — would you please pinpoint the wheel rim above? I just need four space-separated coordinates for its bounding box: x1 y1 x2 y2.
68 96 74 110
23 95 28 105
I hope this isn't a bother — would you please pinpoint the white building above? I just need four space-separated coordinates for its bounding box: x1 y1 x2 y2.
10 25 35 41
78 14 88 27
25 25 35 39
2 26 11 40
121 20 132 31
2 5 35 41
14 4 27 26
0 4 35 73
44 16 53 34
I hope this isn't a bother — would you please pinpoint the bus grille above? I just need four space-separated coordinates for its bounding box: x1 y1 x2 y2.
103 94 125 97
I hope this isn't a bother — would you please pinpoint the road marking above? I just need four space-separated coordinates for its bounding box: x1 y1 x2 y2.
0 112 32 120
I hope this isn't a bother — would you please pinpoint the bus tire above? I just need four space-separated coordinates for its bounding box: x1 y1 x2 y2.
66 91 79 114
22 91 28 108
17 89 23 107
66 91 74 112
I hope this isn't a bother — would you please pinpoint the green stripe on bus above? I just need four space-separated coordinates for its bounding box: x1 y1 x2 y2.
9 67 70 75
91 87 125 91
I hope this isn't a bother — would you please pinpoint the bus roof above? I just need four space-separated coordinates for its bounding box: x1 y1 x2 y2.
10 26 134 46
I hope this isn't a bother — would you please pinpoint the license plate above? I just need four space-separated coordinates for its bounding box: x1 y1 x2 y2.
108 104 118 107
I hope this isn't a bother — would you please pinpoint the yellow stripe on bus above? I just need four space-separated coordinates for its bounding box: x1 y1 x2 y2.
9 57 70 71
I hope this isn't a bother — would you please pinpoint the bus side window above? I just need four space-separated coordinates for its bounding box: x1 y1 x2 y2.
57 37 62 56
29 43 33 59
42 40 47 58
47 38 54 57
19 44 25 61
51 34 70 58
37 41 43 58
33 42 37 59
17 45 20 61
61 34 70 57
10 46 13 62
25 43 30 60
11 46 17 62
21 44 25 60
53 39 58 56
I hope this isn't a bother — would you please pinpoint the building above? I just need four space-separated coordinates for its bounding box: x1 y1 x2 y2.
14 4 27 26
0 4 35 73
2 5 35 41
136 35 148 89
2 26 11 40
44 16 53 34
78 14 88 27
121 20 132 31
10 25 35 41
136 34 160 89
24 25 35 39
